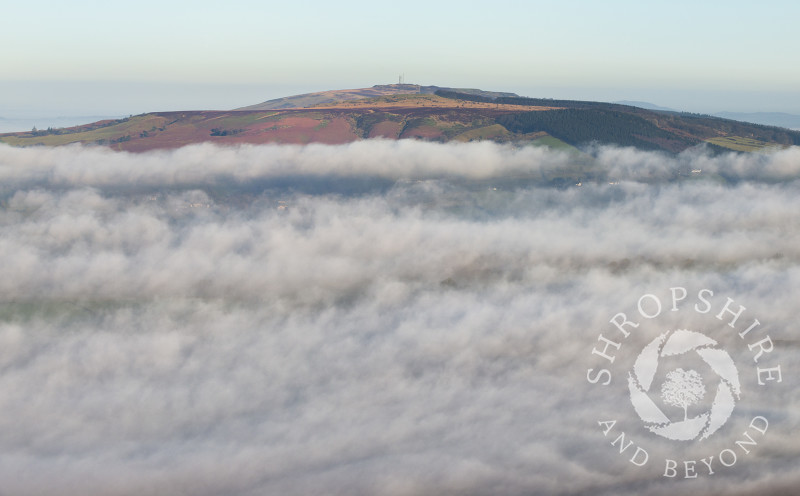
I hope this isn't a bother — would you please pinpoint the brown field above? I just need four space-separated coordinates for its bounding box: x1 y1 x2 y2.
400 125 443 140
248 116 358 145
116 113 361 150
309 94 558 112
368 121 404 139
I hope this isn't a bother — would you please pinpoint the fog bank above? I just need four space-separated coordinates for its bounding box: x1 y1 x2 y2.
0 142 797 495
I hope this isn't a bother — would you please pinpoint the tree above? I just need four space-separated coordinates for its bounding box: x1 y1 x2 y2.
661 368 706 421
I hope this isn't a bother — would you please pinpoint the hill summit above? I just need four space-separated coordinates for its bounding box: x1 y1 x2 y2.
236 84 519 110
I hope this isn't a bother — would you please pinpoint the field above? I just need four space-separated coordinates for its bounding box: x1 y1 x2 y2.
0 115 169 149
529 135 579 151
307 93 558 112
705 136 783 152
452 124 510 142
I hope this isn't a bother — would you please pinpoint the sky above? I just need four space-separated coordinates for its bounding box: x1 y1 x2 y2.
1 0 800 126
0 140 799 494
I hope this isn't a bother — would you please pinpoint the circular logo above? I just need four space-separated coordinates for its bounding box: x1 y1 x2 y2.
627 329 741 441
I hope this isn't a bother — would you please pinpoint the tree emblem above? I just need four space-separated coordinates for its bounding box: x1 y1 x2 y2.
661 368 706 421
628 329 741 441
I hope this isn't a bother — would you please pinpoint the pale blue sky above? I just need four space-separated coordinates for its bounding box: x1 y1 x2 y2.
1 0 799 123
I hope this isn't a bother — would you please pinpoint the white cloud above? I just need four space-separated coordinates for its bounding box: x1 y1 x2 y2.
0 142 798 495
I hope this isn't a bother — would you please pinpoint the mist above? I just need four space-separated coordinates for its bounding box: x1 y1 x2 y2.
0 141 798 495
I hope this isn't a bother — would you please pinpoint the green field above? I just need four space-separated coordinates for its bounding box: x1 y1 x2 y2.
0 115 168 147
453 124 509 141
705 136 783 152
530 135 580 152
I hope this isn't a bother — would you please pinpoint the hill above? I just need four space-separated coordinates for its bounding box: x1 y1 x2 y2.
2 84 799 153
237 84 519 110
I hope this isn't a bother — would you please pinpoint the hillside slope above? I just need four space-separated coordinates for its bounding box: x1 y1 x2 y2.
2 86 799 154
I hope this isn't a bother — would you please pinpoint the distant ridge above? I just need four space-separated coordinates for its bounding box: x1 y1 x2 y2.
615 101 676 112
0 115 125 134
237 84 519 110
714 112 800 130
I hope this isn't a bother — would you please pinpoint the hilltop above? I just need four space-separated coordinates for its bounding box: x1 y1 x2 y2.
237 84 519 110
2 84 799 153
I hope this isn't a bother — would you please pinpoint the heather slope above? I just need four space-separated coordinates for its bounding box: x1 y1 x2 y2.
2 85 799 154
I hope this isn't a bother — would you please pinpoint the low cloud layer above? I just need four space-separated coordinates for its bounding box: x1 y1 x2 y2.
0 142 798 495
3 141 800 189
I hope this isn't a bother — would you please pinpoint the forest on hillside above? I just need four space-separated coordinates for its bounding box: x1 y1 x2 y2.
497 109 694 150
437 89 800 150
